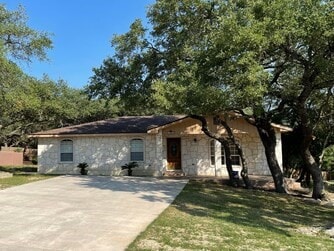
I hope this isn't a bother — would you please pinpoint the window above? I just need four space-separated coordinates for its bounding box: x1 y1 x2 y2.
221 141 241 166
130 139 144 161
230 143 241 165
221 144 225 165
210 140 215 165
60 139 73 162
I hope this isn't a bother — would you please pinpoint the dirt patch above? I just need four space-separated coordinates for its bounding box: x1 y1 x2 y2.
217 175 334 208
0 171 13 179
297 224 334 239
296 226 323 236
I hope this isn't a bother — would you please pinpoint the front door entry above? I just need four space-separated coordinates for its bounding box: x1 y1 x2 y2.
167 138 181 170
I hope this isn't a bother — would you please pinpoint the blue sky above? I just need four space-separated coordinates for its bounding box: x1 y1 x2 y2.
5 0 155 88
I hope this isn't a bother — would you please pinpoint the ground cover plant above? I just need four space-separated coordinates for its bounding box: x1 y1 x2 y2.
0 166 38 173
0 174 54 190
128 180 334 250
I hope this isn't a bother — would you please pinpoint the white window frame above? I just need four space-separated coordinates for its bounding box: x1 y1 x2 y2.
60 139 74 163
210 140 216 166
221 143 225 165
130 138 144 162
220 140 241 167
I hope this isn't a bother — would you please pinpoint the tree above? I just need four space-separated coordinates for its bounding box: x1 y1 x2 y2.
0 4 52 146
0 4 52 61
0 5 120 148
151 0 334 198
87 0 334 198
1 75 120 147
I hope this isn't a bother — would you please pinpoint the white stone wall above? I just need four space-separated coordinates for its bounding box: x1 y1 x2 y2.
238 134 271 175
38 135 161 176
181 135 214 176
160 116 274 177
169 134 271 177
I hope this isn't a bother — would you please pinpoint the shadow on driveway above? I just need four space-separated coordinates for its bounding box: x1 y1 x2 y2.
77 175 188 203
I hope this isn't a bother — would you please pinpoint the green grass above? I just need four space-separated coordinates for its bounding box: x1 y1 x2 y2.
0 174 54 190
128 180 334 251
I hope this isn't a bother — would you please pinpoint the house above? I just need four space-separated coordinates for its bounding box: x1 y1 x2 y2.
31 115 291 176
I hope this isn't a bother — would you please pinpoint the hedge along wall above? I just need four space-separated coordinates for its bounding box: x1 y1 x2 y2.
0 150 23 166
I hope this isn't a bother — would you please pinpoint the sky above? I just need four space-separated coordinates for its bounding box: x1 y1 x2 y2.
5 0 155 88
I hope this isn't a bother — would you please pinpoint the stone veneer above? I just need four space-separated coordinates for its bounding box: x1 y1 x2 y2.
168 133 274 177
38 117 283 176
38 135 162 176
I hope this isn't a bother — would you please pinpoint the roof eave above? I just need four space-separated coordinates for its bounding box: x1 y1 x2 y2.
271 123 293 132
147 115 189 133
29 132 149 138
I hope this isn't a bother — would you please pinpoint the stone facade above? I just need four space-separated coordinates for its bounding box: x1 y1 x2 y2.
38 135 161 176
38 116 283 176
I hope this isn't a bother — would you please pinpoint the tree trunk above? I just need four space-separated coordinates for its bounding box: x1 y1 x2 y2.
190 115 237 186
236 143 252 188
256 119 287 193
296 83 325 199
220 119 252 188
299 126 325 199
221 140 238 186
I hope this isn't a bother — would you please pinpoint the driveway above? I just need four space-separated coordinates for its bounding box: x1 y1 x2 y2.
0 176 188 250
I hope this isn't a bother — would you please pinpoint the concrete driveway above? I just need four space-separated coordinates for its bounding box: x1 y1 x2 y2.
0 176 188 250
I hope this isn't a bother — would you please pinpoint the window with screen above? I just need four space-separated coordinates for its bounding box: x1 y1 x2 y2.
60 139 73 162
130 139 144 161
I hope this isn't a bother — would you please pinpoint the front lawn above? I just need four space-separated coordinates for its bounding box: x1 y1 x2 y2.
128 180 334 250
0 174 54 190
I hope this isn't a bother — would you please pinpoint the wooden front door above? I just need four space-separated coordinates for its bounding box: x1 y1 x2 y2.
167 138 181 170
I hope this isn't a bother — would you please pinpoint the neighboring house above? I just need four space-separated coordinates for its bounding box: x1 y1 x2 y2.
31 115 291 176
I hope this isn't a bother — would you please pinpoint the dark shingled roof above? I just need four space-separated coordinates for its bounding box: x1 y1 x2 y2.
32 115 187 136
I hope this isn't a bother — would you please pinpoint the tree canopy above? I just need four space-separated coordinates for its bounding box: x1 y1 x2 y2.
0 5 119 147
87 0 333 117
0 4 52 61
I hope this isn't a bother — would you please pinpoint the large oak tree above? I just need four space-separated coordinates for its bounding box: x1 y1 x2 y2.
87 0 334 199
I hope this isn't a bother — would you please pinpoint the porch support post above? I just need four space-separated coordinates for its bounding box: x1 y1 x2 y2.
275 131 283 172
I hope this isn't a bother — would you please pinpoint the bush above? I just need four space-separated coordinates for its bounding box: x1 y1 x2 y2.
0 166 38 173
77 162 88 175
322 145 334 172
121 162 138 176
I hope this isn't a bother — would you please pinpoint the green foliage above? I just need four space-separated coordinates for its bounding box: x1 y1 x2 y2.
87 0 333 121
121 162 139 176
77 162 88 175
322 145 334 171
0 4 122 148
0 74 120 147
0 4 52 61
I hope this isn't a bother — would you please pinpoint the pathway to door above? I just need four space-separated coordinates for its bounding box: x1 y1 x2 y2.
0 176 188 250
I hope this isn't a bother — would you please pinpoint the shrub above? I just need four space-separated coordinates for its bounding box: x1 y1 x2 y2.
121 162 138 176
77 162 88 175
322 145 334 172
